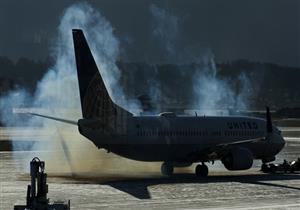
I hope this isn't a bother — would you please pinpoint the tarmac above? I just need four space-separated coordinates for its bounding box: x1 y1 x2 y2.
0 126 300 210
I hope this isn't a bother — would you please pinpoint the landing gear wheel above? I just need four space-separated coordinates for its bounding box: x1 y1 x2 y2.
161 163 174 176
261 163 269 173
270 164 277 173
195 164 208 177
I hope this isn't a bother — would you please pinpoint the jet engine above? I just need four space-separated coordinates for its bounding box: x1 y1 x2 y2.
222 147 253 170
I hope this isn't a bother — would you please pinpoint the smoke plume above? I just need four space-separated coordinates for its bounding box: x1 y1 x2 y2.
150 4 180 63
192 55 252 115
149 4 252 115
0 3 145 175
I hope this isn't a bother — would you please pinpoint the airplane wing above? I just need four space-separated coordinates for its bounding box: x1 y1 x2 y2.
217 137 265 147
28 113 78 125
192 137 266 162
203 107 274 161
214 137 265 155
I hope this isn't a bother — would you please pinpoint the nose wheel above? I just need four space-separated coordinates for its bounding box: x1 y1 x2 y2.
161 162 174 176
195 164 208 177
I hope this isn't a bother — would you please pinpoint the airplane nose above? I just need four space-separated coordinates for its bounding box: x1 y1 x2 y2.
280 135 286 148
274 126 285 147
276 133 286 153
268 129 286 155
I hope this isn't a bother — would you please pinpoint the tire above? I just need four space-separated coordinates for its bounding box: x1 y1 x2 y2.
161 163 174 176
270 165 277 173
261 164 269 173
195 164 209 177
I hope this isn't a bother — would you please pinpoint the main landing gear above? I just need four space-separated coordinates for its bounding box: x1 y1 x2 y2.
195 163 209 177
161 162 174 176
161 162 209 177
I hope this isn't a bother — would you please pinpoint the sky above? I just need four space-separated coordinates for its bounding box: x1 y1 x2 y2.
0 0 299 67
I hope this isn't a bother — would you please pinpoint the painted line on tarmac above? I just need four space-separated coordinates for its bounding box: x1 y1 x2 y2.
198 203 300 210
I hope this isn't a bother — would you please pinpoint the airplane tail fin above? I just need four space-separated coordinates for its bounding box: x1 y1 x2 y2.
72 29 131 133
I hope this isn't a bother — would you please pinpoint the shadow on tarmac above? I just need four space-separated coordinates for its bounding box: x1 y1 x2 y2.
105 173 300 199
56 173 300 199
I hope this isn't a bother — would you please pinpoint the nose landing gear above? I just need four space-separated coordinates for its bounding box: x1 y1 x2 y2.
195 163 208 177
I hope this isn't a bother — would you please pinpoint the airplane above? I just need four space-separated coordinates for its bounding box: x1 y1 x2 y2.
30 29 286 177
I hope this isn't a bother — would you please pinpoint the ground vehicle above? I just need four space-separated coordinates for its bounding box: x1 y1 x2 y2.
290 158 300 173
261 158 300 173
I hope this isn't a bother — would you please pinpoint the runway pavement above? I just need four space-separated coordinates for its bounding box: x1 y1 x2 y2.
0 127 300 209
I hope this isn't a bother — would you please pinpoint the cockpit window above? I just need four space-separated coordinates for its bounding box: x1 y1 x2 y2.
274 126 281 135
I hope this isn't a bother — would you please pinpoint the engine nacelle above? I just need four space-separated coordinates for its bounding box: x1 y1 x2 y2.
222 147 253 170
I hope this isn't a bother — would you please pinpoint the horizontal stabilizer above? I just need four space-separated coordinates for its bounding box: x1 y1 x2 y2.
28 113 77 125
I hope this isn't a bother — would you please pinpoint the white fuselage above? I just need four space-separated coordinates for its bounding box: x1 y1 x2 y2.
78 115 285 163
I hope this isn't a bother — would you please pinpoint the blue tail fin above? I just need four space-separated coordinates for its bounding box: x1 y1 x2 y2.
72 29 131 133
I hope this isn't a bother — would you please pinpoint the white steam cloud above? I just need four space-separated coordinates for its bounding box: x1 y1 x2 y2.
0 3 140 174
150 4 252 115
193 55 252 115
150 4 180 62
